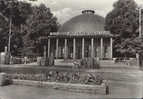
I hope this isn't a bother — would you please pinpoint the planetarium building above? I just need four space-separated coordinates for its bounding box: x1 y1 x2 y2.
47 10 113 60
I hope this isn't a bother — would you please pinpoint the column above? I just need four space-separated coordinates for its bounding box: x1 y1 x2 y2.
82 38 85 59
91 38 94 58
110 38 113 59
64 38 67 59
48 38 50 57
100 38 103 59
73 38 76 59
43 45 46 58
56 38 59 59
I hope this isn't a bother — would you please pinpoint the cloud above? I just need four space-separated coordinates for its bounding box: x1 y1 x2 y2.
34 0 118 24
53 8 77 24
25 0 143 24
135 0 143 4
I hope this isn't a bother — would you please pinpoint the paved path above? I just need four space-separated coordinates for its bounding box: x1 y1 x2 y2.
0 81 142 99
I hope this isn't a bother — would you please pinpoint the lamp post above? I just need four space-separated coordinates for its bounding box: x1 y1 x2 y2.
139 7 143 37
0 13 12 64
0 1 13 64
7 1 13 64
137 5 143 37
7 17 12 64
136 5 143 67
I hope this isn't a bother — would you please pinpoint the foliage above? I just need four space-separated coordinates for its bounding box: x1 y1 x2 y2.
80 58 100 69
0 0 32 56
37 57 54 66
117 37 143 54
0 0 59 57
22 4 59 56
0 16 9 52
0 0 32 26
105 0 141 57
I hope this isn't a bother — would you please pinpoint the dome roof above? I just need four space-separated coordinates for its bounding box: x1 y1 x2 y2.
58 10 105 32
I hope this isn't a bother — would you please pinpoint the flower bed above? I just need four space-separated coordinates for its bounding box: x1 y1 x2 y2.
7 71 103 85
0 67 103 85
0 66 108 95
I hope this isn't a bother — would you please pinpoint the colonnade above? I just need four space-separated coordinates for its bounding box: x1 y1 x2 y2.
48 37 113 59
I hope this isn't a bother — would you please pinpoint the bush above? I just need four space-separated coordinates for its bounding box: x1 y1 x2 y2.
80 58 100 69
11 57 23 64
37 57 42 65
37 57 54 66
0 73 13 86
4 53 10 64
40 57 48 66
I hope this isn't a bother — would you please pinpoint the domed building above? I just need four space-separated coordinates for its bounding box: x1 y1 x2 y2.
47 10 113 60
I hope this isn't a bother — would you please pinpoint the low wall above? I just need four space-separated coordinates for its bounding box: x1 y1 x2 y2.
13 79 107 95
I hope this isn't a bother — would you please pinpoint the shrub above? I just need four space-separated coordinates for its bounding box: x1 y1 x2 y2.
11 57 23 64
80 58 100 69
37 57 54 66
4 53 10 64
37 57 42 65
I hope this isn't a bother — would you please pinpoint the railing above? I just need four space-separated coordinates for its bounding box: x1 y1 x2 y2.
114 57 137 66
10 57 37 64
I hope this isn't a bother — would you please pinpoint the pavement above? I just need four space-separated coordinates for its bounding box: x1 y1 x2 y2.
0 80 142 99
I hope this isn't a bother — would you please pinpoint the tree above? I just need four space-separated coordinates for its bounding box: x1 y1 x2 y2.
105 0 139 57
0 16 9 52
0 0 32 56
22 4 59 56
0 0 32 26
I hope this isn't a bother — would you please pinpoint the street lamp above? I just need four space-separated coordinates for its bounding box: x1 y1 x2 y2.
0 1 13 64
136 5 143 67
7 0 13 64
138 5 143 38
0 12 11 63
7 17 12 64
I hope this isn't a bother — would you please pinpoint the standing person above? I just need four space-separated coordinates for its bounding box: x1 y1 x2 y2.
24 56 27 64
139 53 143 67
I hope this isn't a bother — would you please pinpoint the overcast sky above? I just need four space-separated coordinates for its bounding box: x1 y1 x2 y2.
27 0 143 24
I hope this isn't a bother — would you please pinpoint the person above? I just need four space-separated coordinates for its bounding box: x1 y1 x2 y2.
136 53 140 66
73 60 80 69
139 53 143 67
24 56 27 64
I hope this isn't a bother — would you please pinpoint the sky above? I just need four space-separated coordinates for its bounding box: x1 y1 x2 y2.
26 0 143 24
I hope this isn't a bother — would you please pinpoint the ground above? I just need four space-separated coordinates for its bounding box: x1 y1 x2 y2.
0 83 141 99
0 62 143 99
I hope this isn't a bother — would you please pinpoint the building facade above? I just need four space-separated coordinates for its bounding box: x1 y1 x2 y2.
47 10 113 60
